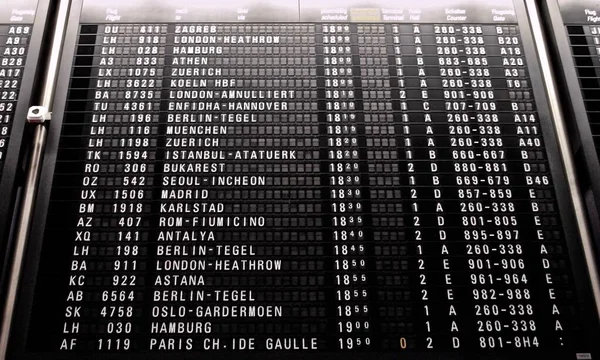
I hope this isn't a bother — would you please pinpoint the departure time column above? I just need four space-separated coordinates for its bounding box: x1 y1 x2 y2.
321 23 371 351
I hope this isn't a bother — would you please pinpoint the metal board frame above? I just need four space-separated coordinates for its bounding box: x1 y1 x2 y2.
0 0 52 311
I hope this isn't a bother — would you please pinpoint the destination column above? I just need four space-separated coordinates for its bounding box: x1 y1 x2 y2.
154 23 325 351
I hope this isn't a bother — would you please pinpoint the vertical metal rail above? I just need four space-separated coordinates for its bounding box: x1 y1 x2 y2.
0 0 72 358
524 0 600 320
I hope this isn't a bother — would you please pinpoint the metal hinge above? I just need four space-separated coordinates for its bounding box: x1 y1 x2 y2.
27 106 52 124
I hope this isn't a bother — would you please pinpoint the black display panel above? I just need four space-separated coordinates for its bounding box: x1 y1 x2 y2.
7 0 600 359
0 0 50 294
545 0 600 253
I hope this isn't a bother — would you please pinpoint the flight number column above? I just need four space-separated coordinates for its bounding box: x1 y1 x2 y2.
320 24 371 351
59 24 165 352
103 24 164 352
0 24 30 174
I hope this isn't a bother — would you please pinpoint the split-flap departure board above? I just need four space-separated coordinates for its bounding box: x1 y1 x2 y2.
4 0 600 359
